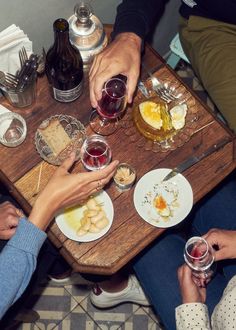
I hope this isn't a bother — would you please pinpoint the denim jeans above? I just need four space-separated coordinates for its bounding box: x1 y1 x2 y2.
133 170 236 330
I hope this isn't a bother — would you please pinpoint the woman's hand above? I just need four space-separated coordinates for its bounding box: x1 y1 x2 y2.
178 264 206 304
29 153 119 230
89 32 142 108
203 229 236 261
0 202 23 239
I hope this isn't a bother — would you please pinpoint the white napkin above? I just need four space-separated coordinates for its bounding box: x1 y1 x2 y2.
0 105 12 138
0 24 32 75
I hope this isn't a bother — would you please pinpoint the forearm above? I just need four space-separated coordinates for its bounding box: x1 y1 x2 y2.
0 218 46 318
112 0 167 40
28 194 57 231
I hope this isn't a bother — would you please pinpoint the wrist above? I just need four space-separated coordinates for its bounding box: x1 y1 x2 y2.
28 195 56 231
115 32 142 52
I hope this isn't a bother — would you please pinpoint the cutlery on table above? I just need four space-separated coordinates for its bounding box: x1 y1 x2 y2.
162 138 231 182
142 63 182 103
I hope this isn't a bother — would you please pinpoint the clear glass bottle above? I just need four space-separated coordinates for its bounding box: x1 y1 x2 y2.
68 1 108 69
45 18 84 103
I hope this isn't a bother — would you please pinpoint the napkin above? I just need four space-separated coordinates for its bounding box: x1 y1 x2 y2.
0 24 32 74
0 105 11 137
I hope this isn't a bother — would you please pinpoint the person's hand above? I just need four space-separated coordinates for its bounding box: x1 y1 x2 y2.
178 264 206 304
203 229 236 261
0 202 23 239
29 153 119 231
89 32 142 108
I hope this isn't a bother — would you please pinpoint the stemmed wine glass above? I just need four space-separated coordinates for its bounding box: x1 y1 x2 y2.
89 76 127 135
184 236 216 286
80 135 112 171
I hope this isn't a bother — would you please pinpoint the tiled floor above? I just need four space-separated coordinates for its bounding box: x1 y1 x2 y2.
2 62 222 330
12 280 164 330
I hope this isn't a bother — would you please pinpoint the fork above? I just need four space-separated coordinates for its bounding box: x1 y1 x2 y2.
4 72 19 90
19 46 28 67
142 63 182 103
150 76 182 103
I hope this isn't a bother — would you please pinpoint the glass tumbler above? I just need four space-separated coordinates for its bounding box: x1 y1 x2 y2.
0 112 27 147
2 74 37 108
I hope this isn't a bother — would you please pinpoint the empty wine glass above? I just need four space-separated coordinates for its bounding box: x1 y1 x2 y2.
89 76 127 135
80 135 112 171
184 236 216 285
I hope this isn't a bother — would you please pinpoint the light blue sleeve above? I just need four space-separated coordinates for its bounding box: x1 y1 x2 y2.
0 218 47 318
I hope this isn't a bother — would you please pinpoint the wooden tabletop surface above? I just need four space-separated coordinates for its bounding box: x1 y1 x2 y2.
0 26 236 275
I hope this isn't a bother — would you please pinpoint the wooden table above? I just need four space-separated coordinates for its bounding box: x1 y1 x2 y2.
1 27 236 275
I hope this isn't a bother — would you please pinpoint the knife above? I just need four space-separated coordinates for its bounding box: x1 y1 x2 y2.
162 138 231 182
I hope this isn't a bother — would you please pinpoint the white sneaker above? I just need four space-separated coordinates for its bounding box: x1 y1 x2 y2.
90 275 150 308
48 272 93 286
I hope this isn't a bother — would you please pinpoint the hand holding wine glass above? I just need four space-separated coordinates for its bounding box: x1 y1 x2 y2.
178 264 206 304
203 229 236 261
81 135 112 171
89 76 127 135
184 236 216 287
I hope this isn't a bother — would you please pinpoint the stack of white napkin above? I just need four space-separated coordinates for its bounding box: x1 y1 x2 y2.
0 24 32 74
0 104 11 137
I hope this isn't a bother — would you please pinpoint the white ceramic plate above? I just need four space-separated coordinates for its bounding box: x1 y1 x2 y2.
55 190 114 242
133 168 193 228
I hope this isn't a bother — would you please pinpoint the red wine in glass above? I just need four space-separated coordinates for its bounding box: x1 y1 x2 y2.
89 76 127 135
184 236 216 285
97 78 127 119
81 135 112 171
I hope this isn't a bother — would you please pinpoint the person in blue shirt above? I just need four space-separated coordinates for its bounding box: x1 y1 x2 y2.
0 152 118 318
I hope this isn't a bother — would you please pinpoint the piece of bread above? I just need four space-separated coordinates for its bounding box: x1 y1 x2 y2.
38 118 71 157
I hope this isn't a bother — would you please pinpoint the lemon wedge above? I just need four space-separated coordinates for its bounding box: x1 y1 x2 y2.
139 101 163 129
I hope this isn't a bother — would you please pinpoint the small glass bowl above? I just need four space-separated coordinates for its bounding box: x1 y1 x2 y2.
0 112 27 147
113 163 136 191
35 114 86 165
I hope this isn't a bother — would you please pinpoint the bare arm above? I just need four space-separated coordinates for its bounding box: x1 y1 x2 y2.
0 153 118 317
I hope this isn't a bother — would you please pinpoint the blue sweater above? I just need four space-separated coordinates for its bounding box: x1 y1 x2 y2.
0 218 46 318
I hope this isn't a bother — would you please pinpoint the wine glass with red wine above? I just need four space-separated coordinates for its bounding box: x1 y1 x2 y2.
184 236 216 286
81 135 112 171
89 76 127 135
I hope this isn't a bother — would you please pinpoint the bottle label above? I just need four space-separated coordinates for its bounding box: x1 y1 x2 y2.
53 81 83 102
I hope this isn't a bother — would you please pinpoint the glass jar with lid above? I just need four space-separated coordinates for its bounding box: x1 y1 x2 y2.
68 1 108 69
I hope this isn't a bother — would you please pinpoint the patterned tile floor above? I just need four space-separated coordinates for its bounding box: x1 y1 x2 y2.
1 62 223 330
13 281 164 330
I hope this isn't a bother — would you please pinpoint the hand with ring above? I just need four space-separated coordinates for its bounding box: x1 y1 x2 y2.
29 153 119 230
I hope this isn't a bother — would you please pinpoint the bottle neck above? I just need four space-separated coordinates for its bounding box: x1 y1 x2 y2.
53 19 71 51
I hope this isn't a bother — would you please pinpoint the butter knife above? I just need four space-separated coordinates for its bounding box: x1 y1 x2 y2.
162 138 230 182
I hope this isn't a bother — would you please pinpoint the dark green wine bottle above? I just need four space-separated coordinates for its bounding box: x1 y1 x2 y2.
45 18 84 102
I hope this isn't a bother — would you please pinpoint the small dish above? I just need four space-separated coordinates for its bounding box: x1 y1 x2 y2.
0 112 27 147
35 114 86 165
55 190 114 242
114 163 136 191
